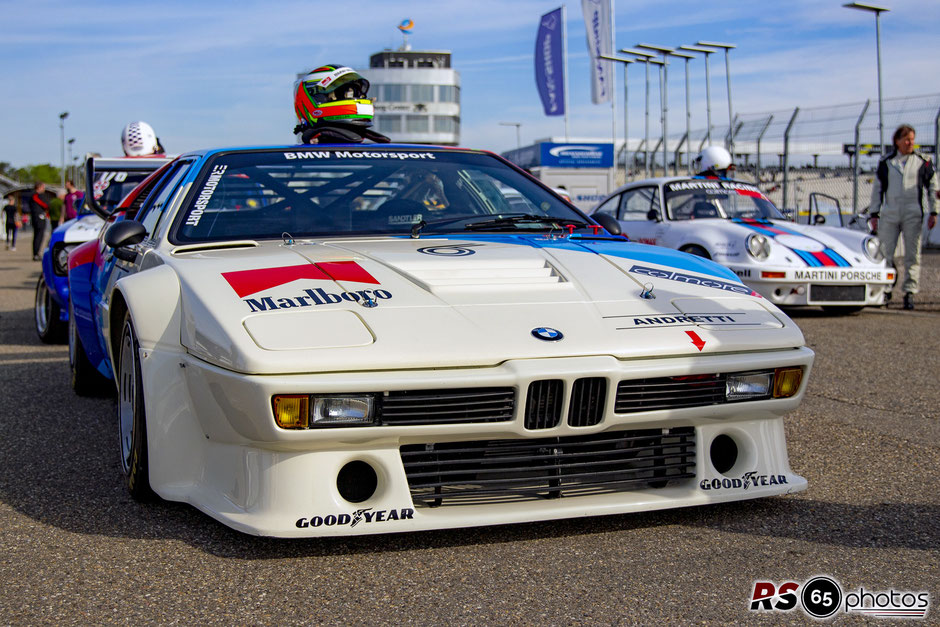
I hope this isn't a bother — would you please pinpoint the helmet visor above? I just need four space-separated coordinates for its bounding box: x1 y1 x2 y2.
306 72 370 104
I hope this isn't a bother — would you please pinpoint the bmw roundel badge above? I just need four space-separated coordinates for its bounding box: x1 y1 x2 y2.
531 327 564 341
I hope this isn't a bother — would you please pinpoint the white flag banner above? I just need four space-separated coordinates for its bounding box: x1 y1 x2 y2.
581 0 613 104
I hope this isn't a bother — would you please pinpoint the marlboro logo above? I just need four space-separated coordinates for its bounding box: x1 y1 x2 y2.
222 261 379 297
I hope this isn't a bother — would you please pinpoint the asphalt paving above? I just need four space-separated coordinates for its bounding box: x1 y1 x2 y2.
0 235 937 624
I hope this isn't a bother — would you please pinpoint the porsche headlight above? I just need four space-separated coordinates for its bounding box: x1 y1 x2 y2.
863 236 884 262
746 233 771 261
53 243 77 276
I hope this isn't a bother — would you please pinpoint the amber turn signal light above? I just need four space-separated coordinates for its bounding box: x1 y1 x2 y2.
273 395 309 429
772 367 803 398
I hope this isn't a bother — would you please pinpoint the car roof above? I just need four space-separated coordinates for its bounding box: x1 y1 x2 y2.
89 156 174 171
609 175 758 194
177 144 491 160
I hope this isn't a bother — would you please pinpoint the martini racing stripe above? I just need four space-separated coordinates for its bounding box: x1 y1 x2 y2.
734 218 850 268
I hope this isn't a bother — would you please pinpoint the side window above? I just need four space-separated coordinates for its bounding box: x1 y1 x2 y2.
620 187 660 221
594 194 621 218
138 161 192 237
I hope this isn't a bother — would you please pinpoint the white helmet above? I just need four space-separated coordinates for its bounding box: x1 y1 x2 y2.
121 121 160 156
695 145 733 173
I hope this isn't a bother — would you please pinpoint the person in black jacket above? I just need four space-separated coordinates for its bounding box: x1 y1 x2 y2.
28 182 50 260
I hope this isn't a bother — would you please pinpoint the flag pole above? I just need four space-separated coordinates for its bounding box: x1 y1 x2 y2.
562 4 570 141
610 0 616 160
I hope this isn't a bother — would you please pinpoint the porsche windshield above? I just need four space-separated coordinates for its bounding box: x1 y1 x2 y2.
172 148 586 242
664 180 784 221
93 171 151 212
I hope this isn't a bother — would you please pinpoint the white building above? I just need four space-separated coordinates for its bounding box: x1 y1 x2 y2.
360 49 460 145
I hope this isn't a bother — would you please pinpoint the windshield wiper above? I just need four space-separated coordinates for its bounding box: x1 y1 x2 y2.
410 215 481 238
462 214 589 231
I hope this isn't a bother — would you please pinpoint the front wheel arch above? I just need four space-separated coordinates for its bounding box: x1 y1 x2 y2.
680 244 711 259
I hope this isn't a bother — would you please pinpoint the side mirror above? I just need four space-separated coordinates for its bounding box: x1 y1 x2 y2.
813 214 826 225
105 220 146 261
592 212 622 236
647 208 661 222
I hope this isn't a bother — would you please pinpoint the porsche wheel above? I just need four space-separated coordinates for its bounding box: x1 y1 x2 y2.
680 245 710 259
35 274 66 343
69 300 112 397
117 313 155 501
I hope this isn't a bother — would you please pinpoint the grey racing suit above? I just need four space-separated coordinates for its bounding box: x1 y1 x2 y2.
869 151 938 294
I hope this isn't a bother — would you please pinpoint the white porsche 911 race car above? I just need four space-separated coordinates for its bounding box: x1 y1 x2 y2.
590 177 895 313
69 145 813 537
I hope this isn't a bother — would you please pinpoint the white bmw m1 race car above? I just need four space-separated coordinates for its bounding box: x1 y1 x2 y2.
69 145 813 537
590 177 895 313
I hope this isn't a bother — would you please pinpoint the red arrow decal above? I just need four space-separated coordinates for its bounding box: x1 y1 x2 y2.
222 261 379 298
685 330 706 351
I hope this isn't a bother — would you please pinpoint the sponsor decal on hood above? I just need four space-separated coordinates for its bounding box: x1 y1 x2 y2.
222 261 379 297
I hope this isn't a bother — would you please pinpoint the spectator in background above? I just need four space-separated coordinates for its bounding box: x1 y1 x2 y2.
28 182 50 260
63 180 82 221
869 124 939 310
3 194 20 251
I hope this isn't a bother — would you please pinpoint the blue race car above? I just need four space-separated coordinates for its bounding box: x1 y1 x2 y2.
35 156 170 343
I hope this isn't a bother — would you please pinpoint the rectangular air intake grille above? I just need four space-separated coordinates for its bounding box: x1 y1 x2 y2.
568 377 607 427
380 388 515 425
401 427 695 507
615 374 727 413
524 379 564 429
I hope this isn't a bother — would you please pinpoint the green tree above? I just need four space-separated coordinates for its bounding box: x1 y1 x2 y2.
12 164 62 186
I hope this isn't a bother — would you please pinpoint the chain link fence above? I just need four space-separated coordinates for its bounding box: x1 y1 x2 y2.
620 93 940 219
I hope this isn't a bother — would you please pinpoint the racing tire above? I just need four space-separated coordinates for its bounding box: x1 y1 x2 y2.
680 245 711 259
69 300 113 397
35 274 67 344
821 305 865 316
117 313 155 501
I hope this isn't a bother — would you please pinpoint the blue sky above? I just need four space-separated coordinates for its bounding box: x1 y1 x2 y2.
2 0 939 167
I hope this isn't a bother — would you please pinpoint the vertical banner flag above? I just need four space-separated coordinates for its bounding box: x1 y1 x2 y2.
581 0 612 104
535 8 565 116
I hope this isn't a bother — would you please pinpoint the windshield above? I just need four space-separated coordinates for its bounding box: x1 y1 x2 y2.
664 180 784 221
92 171 151 213
172 148 588 243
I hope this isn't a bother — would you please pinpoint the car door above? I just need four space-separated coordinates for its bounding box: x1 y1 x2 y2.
92 160 194 367
616 186 663 245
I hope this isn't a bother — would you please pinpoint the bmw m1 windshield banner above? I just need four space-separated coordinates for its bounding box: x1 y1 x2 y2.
581 0 613 104
535 7 565 116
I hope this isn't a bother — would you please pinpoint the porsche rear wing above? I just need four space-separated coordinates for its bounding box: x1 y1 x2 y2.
84 155 172 218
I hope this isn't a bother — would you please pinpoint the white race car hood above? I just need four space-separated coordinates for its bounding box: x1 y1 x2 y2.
170 236 806 374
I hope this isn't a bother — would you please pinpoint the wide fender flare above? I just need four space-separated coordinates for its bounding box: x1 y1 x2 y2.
112 264 182 355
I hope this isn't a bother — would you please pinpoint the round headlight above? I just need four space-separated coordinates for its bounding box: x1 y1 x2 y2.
746 233 771 261
863 236 884 262
53 244 76 275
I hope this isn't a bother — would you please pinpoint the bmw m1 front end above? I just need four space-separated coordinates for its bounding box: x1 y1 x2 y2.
72 145 814 537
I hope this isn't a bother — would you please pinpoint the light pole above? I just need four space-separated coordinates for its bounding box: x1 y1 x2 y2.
667 51 696 174
637 44 675 175
67 138 75 182
599 55 635 181
679 45 716 145
697 41 736 155
621 48 657 177
58 112 69 189
843 2 890 156
499 122 522 151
